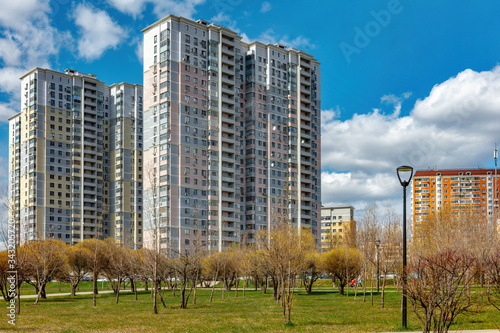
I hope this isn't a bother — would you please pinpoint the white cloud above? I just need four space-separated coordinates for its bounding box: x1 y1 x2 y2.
240 33 251 44
0 0 50 30
211 12 232 25
135 37 144 65
106 0 147 18
0 0 71 122
380 92 411 117
0 102 18 123
107 0 205 20
321 66 500 211
72 4 127 61
260 2 272 13
258 28 315 50
151 0 206 19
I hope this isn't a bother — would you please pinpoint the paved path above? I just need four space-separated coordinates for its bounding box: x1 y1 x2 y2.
20 288 145 299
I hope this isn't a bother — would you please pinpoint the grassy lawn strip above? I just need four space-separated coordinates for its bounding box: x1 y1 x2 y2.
1 285 499 332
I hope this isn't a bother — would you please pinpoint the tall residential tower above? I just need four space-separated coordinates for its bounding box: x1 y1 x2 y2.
142 15 321 253
8 68 143 248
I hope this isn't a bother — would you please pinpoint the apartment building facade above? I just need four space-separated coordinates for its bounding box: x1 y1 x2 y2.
8 68 143 248
320 206 356 251
411 168 500 237
142 15 321 253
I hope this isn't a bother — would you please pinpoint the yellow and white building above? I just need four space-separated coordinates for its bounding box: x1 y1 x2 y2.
8 68 143 248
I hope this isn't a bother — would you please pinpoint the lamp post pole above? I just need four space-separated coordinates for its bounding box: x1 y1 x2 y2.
402 182 408 329
397 165 413 330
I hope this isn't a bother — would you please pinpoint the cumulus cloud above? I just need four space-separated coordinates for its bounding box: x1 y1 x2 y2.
72 4 127 61
135 37 144 65
107 0 205 20
0 0 71 122
0 0 50 30
258 28 315 50
260 2 272 13
106 0 147 18
0 102 18 123
321 66 500 210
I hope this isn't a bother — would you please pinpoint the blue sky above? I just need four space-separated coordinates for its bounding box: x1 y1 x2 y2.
1 0 500 218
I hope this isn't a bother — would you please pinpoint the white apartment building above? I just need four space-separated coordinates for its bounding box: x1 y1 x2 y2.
142 15 321 254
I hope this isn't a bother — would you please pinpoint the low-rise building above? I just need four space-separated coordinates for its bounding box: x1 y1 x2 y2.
320 206 356 251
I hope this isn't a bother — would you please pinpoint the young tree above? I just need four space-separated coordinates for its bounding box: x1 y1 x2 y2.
142 162 162 314
24 239 68 305
302 251 321 295
357 203 380 304
76 238 109 307
259 222 316 325
0 251 13 301
202 251 223 302
102 239 131 304
484 245 500 311
171 248 203 309
66 246 92 296
321 247 363 296
127 249 144 300
379 205 402 309
406 249 477 333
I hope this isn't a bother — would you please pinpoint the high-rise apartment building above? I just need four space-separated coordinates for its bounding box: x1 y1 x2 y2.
142 15 321 253
8 68 143 248
411 169 500 237
320 206 356 251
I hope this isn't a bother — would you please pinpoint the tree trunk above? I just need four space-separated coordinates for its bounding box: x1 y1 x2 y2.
145 279 149 291
71 283 77 296
180 285 186 309
363 264 367 302
34 282 43 305
93 273 98 307
222 278 225 300
234 275 238 297
370 274 373 306
381 276 386 309
115 276 121 304
210 276 217 302
41 283 47 299
159 282 167 308
354 276 359 300
133 280 138 300
193 274 198 305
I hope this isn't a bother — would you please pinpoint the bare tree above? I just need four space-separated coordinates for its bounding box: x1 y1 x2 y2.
142 162 162 314
127 249 144 300
76 239 109 307
258 222 316 325
24 239 68 305
484 245 500 311
66 246 92 296
302 251 321 295
357 203 380 304
379 204 402 309
0 251 13 301
406 249 477 333
102 238 131 304
171 247 204 309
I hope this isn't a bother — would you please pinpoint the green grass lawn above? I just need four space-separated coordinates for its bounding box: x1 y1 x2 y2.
1 283 499 332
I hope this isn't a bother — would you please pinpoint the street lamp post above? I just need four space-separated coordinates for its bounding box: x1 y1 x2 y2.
375 239 381 293
397 165 413 330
